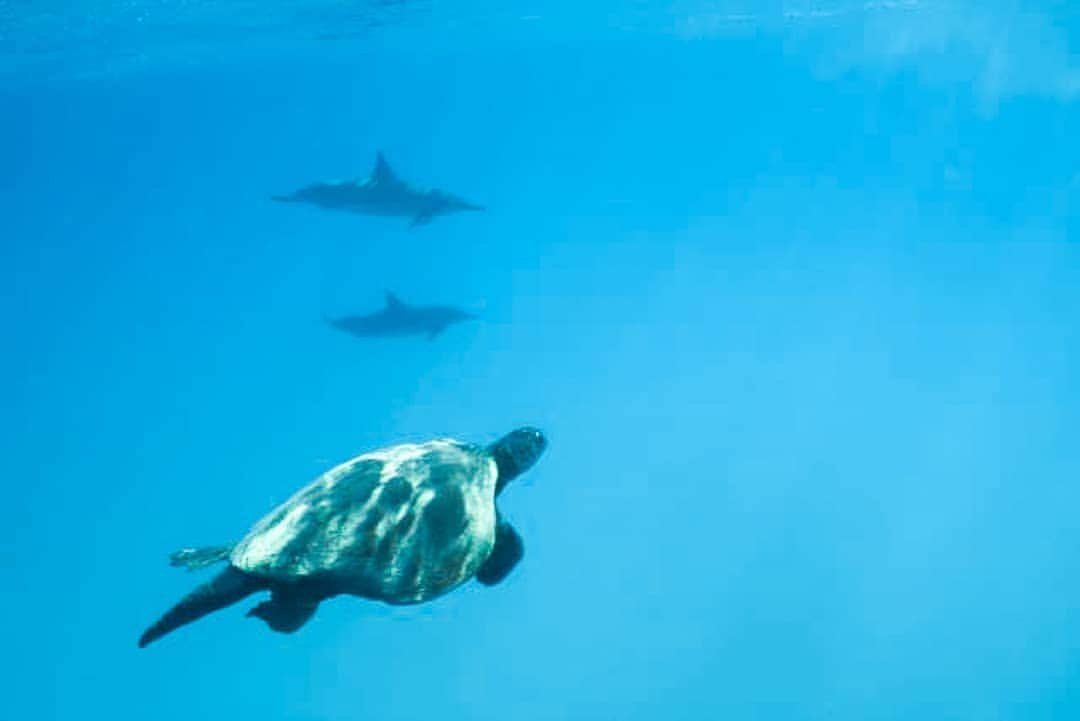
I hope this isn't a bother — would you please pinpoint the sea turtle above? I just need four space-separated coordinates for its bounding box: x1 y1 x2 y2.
138 427 547 647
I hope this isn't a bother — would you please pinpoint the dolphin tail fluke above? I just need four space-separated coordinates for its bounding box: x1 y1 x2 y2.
139 566 265 648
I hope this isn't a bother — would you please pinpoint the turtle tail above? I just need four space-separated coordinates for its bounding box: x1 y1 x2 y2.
139 566 266 648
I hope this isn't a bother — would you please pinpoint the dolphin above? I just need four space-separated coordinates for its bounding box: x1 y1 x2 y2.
273 153 484 226
326 293 476 340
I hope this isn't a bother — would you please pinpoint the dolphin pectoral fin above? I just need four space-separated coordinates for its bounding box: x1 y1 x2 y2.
247 593 320 634
427 326 445 340
476 520 524 586
410 213 433 226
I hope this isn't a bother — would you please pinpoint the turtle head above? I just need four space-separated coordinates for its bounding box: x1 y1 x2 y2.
490 427 547 495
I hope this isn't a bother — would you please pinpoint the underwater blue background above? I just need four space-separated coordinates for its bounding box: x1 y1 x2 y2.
2 1 1078 719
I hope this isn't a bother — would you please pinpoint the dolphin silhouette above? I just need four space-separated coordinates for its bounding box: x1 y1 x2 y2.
326 293 476 340
273 153 484 226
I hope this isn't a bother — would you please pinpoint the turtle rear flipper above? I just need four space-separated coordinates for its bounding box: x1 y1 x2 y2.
476 520 524 586
139 566 265 648
169 545 232 570
247 592 320 633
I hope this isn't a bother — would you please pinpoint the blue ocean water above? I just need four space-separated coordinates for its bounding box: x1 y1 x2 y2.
2 1 1078 719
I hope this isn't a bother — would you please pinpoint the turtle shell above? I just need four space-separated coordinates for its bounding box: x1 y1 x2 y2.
230 439 498 604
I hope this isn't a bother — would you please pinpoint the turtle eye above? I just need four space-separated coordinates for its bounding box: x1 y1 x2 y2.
522 428 546 456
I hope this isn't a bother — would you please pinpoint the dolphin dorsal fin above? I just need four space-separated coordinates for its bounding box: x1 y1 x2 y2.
372 153 399 184
385 292 405 309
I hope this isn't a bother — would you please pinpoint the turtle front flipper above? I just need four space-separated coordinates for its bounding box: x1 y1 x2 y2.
476 519 524 586
246 591 320 633
139 566 265 648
